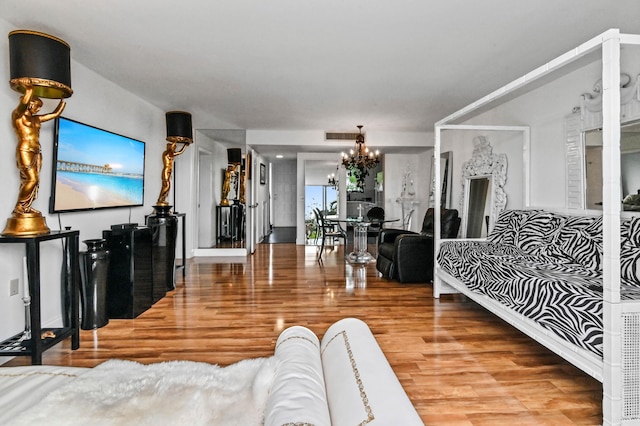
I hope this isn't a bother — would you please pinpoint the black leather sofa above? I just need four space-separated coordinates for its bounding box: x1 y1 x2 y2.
376 208 461 283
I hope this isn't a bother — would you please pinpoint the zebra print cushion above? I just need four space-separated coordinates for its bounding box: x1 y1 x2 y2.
621 217 640 286
558 216 603 271
487 209 540 245
621 243 640 286
438 239 604 356
512 211 566 256
628 216 640 247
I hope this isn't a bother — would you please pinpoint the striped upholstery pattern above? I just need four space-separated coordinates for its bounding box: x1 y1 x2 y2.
438 210 640 358
622 217 640 286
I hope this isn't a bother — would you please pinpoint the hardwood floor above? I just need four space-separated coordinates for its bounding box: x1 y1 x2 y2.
2 243 602 424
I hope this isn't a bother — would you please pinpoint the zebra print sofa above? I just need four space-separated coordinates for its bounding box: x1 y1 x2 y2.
435 209 640 361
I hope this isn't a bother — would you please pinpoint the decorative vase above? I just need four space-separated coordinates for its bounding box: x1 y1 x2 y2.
153 204 173 217
79 239 110 329
147 212 178 294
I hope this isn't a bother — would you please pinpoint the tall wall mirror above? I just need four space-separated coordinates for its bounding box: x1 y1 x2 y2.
196 129 247 249
464 176 492 237
584 120 640 212
574 71 640 213
459 136 508 238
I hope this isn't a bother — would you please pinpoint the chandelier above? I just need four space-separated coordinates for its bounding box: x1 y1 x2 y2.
341 125 380 190
327 166 339 190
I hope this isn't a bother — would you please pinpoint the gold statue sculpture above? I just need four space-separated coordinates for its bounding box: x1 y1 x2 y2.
156 140 190 206
220 164 236 206
239 167 246 204
3 87 65 235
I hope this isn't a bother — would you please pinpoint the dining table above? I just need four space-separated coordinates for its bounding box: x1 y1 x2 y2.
326 215 400 264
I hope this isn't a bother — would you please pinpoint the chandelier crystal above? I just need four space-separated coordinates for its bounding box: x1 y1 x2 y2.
340 125 380 190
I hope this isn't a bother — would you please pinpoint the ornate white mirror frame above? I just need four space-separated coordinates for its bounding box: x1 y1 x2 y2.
459 136 508 237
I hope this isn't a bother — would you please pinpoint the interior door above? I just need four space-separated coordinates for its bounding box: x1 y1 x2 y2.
272 159 297 227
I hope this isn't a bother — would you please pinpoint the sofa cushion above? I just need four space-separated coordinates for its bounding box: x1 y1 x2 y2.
512 211 560 254
621 216 640 286
488 209 545 245
558 215 603 271
627 216 640 247
621 241 640 287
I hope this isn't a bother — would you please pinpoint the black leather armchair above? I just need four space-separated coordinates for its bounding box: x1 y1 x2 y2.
376 208 461 283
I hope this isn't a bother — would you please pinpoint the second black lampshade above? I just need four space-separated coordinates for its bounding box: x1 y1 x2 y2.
227 148 242 164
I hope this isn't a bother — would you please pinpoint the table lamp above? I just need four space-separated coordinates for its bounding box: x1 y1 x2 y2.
3 30 72 236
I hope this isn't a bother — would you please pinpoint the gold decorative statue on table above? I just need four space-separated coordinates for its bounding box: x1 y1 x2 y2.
156 140 190 206
3 30 73 236
220 164 237 206
221 148 242 206
153 111 193 215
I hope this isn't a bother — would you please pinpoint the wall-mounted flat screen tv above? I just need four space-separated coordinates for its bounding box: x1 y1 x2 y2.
49 117 146 213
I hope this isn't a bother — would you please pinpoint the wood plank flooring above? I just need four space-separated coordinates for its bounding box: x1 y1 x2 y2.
2 243 602 425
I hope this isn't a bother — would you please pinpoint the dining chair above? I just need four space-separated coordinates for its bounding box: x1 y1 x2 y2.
313 208 347 261
366 207 385 248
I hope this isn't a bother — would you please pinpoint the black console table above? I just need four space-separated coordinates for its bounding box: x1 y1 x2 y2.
216 205 243 244
0 230 80 365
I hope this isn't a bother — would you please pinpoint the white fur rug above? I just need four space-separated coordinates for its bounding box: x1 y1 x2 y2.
12 357 277 426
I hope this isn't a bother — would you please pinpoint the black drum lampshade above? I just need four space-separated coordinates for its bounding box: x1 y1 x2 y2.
9 30 72 99
227 148 242 164
166 111 193 143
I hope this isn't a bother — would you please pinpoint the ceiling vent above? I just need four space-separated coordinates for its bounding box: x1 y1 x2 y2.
325 132 360 141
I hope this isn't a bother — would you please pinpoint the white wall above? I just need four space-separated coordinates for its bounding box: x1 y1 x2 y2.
383 152 431 233
0 18 168 352
444 57 606 213
443 129 525 215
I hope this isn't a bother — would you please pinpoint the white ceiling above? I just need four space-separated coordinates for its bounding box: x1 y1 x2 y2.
2 1 640 158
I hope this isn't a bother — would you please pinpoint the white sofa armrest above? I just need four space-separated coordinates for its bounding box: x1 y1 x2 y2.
320 318 423 426
265 325 331 426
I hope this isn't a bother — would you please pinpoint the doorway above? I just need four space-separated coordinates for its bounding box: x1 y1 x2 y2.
305 185 338 244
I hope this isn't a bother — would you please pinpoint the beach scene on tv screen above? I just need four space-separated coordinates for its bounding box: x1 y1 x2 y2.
54 118 145 211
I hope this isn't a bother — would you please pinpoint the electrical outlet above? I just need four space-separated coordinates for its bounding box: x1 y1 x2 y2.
9 278 19 297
